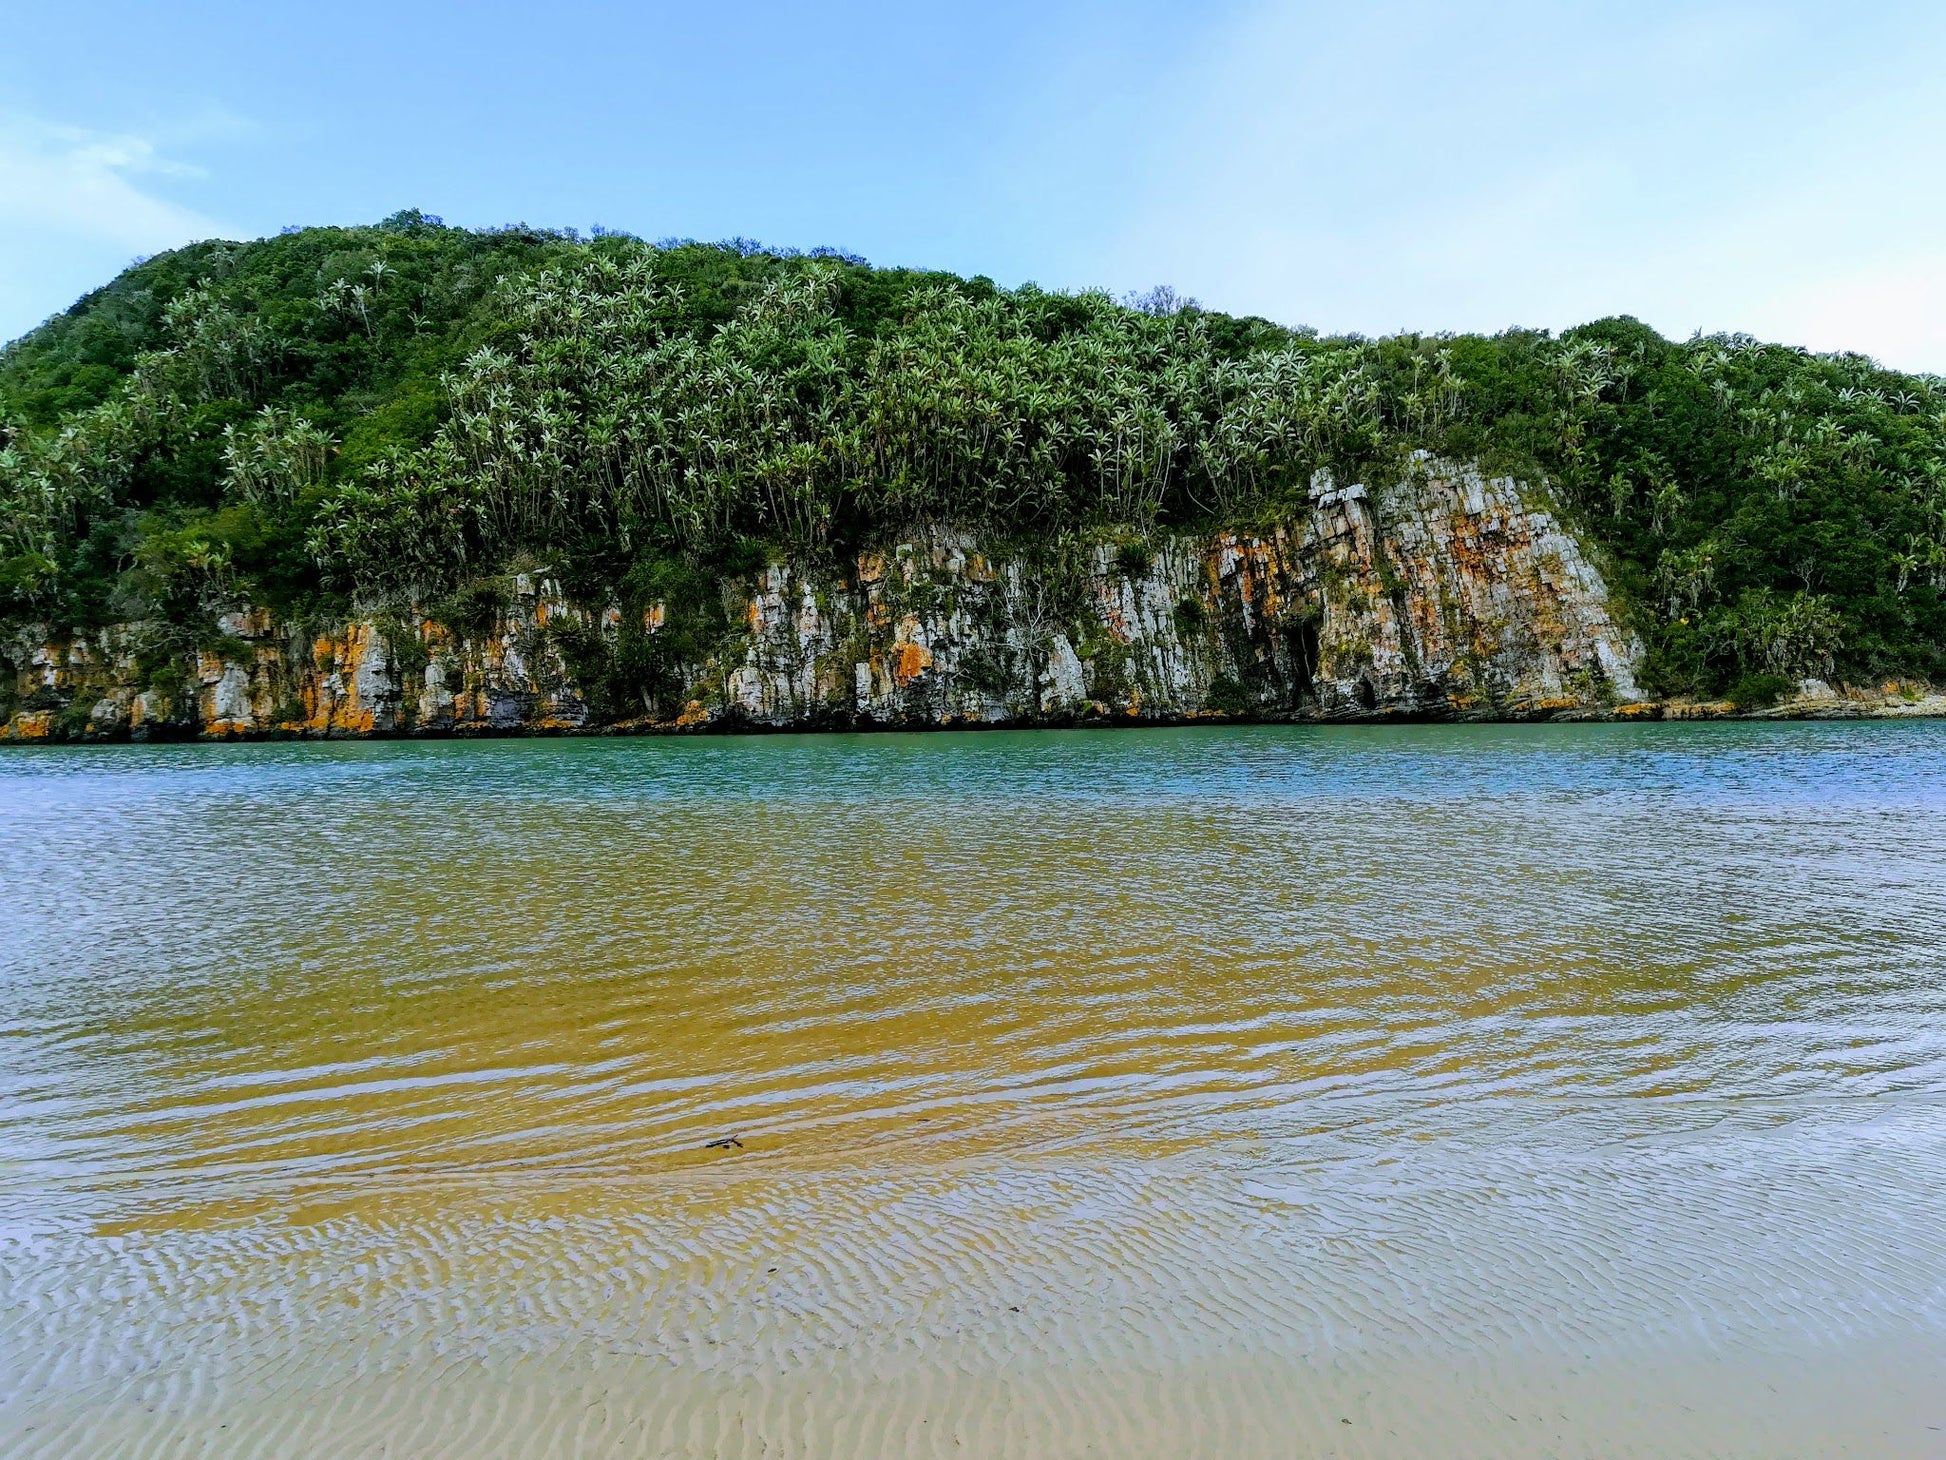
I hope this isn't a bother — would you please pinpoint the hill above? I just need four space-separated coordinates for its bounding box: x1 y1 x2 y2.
2 211 1942 730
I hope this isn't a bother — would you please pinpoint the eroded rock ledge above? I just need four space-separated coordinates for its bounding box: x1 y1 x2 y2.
5 459 1647 741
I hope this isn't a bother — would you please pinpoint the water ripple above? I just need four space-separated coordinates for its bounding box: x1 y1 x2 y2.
3 722 1945 1455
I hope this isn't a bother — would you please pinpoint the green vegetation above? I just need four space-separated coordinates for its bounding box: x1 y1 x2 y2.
1728 671 1796 711
4 212 1943 695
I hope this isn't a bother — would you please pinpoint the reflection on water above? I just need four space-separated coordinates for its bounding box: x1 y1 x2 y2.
3 724 1944 1455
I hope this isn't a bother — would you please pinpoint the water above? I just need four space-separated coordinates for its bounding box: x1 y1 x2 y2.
2 723 1944 1456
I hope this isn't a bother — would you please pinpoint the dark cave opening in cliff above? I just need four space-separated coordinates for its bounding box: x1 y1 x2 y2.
1285 620 1320 705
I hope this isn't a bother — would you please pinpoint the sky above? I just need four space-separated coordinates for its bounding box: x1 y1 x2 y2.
4 0 1945 370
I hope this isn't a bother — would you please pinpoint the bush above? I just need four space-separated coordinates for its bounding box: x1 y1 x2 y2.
1728 671 1793 710
1113 538 1155 577
1205 674 1252 715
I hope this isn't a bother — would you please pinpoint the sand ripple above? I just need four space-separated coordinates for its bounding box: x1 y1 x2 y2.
3 724 1945 1454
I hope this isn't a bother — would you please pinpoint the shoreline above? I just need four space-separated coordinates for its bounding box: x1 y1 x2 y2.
5 689 1941 744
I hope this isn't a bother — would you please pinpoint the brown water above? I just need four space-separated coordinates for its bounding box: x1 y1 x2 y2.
3 723 1944 1456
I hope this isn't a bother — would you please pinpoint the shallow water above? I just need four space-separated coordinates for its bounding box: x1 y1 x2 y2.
3 723 1944 1456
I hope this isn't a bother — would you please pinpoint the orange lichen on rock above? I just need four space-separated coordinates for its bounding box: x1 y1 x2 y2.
302 625 385 734
3 711 55 740
892 640 933 685
305 637 343 732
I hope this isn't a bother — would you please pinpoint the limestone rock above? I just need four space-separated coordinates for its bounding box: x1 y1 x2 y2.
3 458 1660 740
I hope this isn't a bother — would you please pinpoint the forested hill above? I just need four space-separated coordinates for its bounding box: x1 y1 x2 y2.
3 210 1943 701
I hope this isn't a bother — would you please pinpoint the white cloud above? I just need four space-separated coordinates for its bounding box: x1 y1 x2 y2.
0 115 233 342
1750 260 1946 373
0 115 221 250
1084 1 1946 372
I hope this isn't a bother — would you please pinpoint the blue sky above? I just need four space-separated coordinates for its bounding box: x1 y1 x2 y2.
5 1 1945 369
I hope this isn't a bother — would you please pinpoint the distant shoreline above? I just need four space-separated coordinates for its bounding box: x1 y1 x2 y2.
6 689 1941 745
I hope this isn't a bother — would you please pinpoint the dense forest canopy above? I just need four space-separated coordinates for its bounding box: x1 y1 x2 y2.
3 211 1943 697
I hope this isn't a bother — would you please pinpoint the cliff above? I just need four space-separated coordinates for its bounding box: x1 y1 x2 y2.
3 458 1659 740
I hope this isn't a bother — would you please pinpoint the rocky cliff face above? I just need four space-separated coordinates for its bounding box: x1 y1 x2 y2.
1 457 1644 741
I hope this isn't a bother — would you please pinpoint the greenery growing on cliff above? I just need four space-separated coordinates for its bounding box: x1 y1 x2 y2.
3 212 1943 694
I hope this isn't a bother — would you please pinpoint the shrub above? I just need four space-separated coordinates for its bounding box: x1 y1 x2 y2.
1728 671 1793 710
1114 538 1155 577
1205 674 1252 715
